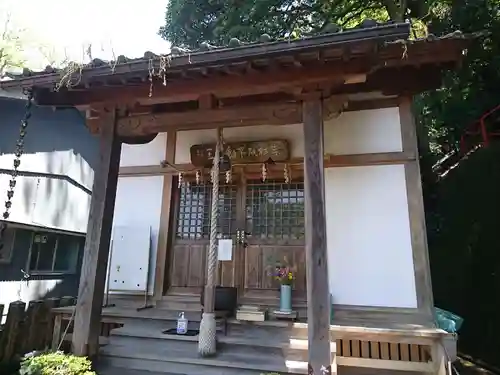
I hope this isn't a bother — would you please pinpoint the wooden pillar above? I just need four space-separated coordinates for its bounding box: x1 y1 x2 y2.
302 95 333 375
72 108 122 356
399 96 434 321
153 130 177 300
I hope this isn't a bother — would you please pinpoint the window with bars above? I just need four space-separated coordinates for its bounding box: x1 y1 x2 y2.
245 179 305 240
175 182 237 240
0 226 15 263
28 232 81 274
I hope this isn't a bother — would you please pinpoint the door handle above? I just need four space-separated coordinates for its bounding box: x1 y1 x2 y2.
236 229 243 244
236 229 250 247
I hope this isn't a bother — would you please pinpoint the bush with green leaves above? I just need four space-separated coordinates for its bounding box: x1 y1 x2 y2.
19 351 96 375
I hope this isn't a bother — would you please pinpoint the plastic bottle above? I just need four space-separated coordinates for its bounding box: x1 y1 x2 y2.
177 312 188 335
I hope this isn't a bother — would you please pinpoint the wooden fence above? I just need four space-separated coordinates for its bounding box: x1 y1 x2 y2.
0 296 76 364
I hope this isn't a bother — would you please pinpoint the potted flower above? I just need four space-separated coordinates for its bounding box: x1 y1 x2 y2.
271 264 294 313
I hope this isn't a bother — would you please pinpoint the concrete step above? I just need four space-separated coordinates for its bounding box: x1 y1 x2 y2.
99 343 308 375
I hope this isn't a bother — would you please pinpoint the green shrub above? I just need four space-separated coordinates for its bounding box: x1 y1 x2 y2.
19 351 96 375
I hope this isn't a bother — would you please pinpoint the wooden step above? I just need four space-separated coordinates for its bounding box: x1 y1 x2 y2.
238 297 308 319
94 364 177 375
99 343 308 375
106 319 333 366
102 307 202 323
157 294 202 311
98 316 340 375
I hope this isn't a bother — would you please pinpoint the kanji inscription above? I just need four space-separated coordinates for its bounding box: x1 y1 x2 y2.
190 140 290 167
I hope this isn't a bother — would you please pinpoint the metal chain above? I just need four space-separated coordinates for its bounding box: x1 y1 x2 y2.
0 89 33 250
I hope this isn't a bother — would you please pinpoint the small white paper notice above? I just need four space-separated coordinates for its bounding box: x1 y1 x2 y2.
218 239 233 261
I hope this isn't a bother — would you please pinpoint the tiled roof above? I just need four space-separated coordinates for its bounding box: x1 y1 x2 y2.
0 20 471 92
1 20 410 87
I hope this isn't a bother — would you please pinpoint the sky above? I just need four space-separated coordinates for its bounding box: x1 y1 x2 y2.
2 0 171 69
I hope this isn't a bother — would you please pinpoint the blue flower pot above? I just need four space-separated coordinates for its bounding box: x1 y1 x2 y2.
280 284 292 312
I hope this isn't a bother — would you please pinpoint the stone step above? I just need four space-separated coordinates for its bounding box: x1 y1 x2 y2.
99 343 308 375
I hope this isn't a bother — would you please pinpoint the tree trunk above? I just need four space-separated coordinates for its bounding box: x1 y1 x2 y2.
383 0 406 22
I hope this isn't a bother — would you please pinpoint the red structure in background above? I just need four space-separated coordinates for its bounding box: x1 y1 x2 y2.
433 103 500 179
460 103 500 153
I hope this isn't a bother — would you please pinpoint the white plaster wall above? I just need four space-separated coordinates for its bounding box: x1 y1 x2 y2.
0 150 94 192
110 176 164 294
174 108 402 163
0 174 91 233
175 124 305 163
120 132 167 167
324 107 402 155
112 107 415 307
0 279 62 324
325 165 417 308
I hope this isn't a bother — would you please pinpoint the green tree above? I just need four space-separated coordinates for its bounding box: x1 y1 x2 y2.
159 0 499 156
159 0 431 49
0 13 26 78
416 0 500 156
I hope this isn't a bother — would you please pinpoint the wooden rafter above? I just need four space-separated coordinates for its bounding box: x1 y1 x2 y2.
35 62 371 107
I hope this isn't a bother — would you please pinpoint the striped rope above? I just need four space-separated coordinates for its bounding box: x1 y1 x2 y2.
206 131 220 292
198 129 221 357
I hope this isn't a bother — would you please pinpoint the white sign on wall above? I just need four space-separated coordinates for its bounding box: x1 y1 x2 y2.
108 225 151 293
218 239 233 261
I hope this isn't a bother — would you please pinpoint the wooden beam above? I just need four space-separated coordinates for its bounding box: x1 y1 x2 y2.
398 96 434 322
198 94 217 109
153 131 177 301
72 108 122 356
90 96 400 137
302 96 334 374
346 97 399 112
118 151 416 177
36 62 372 107
105 95 397 137
326 151 415 167
119 165 170 176
115 101 302 136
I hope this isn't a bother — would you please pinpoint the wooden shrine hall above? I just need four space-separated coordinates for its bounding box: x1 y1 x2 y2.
0 21 471 375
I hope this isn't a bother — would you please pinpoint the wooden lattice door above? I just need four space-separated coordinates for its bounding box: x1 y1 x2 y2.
239 178 306 304
167 179 239 295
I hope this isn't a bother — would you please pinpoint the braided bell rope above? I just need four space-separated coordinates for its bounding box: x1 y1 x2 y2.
206 133 220 288
198 129 221 357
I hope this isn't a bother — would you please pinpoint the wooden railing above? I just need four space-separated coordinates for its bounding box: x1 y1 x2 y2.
51 306 123 351
0 297 74 364
329 325 455 374
0 297 124 364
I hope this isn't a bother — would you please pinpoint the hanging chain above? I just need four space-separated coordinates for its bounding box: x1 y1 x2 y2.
148 58 155 98
0 89 33 250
